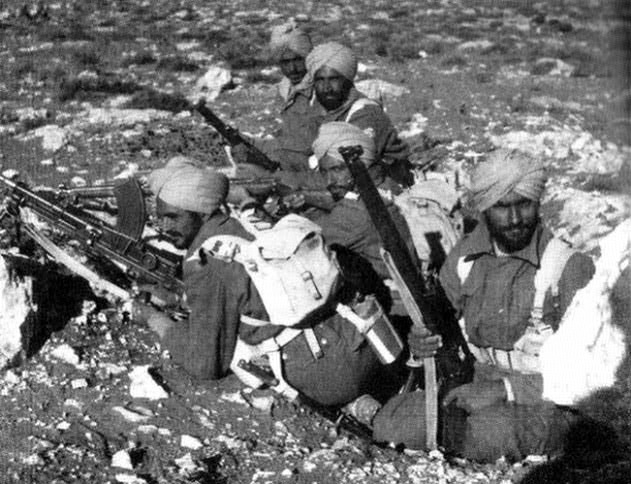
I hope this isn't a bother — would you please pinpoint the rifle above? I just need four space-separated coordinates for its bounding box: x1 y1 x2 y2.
338 146 472 450
193 100 280 173
0 174 184 308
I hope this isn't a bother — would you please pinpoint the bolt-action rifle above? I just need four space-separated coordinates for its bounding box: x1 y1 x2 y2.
0 174 184 307
193 100 280 173
338 146 473 450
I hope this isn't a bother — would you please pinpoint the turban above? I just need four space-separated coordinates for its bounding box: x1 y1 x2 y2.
306 42 357 82
469 149 547 212
269 21 312 60
312 122 375 167
147 156 229 215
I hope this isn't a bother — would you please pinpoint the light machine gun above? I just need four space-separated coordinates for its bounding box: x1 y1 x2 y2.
0 174 184 307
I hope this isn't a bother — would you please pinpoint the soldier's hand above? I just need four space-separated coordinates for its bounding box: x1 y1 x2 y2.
442 381 506 412
408 329 442 359
282 192 306 210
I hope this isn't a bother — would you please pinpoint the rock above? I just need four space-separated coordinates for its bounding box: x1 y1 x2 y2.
128 365 169 400
21 454 45 466
112 406 151 423
77 108 171 127
456 39 495 52
175 452 203 476
50 343 80 365
193 65 233 102
111 449 134 470
0 257 35 368
22 124 68 152
355 79 409 107
400 113 430 139
136 424 158 434
15 107 49 124
70 378 88 389
180 434 204 450
250 395 274 413
532 58 575 77
114 475 147 484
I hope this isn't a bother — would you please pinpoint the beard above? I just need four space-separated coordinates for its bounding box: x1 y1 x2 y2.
486 216 539 253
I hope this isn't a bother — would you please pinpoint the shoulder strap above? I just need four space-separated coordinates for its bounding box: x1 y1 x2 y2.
345 97 380 122
531 238 576 324
457 256 474 285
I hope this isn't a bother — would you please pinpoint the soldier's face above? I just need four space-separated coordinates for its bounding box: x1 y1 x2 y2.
314 66 353 111
278 52 307 85
319 154 354 200
156 198 204 250
484 192 539 253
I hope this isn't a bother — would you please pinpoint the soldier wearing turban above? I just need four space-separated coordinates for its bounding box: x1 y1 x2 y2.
311 122 418 281
304 42 413 188
371 148 595 462
139 157 266 380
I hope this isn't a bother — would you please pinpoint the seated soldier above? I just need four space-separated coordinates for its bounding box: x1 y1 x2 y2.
310 121 417 282
306 42 414 188
232 19 319 174
371 149 596 461
138 158 398 407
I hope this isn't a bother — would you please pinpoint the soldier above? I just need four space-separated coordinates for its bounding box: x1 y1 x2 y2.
371 149 596 461
138 157 396 407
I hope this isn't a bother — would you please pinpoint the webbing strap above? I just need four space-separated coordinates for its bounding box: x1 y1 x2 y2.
336 304 378 334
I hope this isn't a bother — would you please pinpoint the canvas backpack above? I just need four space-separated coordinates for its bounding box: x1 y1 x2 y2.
192 213 341 328
394 178 464 274
190 213 402 401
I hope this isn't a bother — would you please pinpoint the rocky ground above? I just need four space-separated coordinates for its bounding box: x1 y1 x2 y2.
0 0 629 483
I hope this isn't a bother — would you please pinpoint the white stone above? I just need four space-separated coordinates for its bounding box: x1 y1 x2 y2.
534 58 575 77
128 365 169 400
70 378 88 389
193 65 232 102
355 78 409 105
24 124 68 151
180 434 204 449
112 406 151 423
50 343 80 366
77 108 171 127
22 454 45 466
400 113 428 138
0 257 34 368
56 421 71 431
111 449 134 470
175 453 203 475
114 474 147 484
456 39 494 52
250 395 274 413
137 424 158 434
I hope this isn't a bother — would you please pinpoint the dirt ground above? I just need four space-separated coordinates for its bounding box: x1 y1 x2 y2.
0 1 629 483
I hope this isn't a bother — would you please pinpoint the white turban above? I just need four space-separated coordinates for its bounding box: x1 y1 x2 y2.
312 122 375 167
148 156 229 214
469 149 547 212
269 21 312 60
306 42 357 81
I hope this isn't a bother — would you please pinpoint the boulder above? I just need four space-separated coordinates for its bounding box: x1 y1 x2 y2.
0 256 35 368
